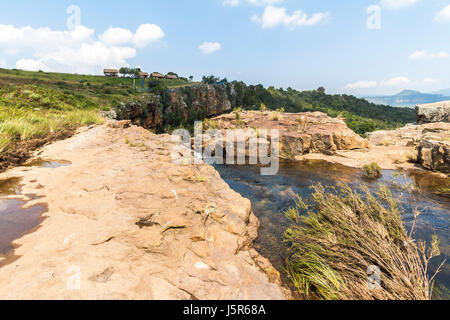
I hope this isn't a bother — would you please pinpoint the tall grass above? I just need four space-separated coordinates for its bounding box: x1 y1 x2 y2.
284 184 445 300
0 85 104 152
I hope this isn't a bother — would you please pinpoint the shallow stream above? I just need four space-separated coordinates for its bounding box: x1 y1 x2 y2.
215 160 449 299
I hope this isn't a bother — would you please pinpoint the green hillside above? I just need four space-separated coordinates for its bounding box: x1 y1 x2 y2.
0 68 194 110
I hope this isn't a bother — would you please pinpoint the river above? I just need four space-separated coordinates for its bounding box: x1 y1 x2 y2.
215 160 449 300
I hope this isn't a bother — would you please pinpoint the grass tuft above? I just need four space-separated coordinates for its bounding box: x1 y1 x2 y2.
362 162 382 179
284 184 445 300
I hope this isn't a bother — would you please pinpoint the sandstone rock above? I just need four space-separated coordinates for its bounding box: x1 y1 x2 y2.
107 120 131 129
416 101 450 124
417 138 450 173
365 122 450 174
0 123 287 300
203 111 368 160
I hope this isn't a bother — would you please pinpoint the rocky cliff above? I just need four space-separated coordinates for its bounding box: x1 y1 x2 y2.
416 100 450 124
115 84 235 132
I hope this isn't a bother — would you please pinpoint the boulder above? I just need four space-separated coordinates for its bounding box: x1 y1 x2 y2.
416 101 450 124
416 138 450 173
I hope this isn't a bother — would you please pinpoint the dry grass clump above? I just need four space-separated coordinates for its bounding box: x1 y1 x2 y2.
195 175 208 183
362 162 382 179
296 116 310 134
203 118 222 131
232 111 246 128
269 107 285 121
434 187 450 198
284 184 445 300
269 112 281 121
406 151 418 163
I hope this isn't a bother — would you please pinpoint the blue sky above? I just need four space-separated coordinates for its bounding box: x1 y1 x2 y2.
0 0 449 95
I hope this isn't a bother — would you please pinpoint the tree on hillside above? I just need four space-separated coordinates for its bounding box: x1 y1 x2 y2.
119 67 130 77
202 75 220 84
202 75 229 85
119 67 141 78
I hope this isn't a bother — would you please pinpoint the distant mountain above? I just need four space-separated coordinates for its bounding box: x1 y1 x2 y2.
365 89 450 107
432 88 450 96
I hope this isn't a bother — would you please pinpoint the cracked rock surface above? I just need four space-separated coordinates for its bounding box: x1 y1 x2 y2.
0 122 287 300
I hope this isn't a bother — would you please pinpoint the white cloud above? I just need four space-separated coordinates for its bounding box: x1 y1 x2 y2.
381 76 411 87
251 5 329 29
198 42 222 54
409 50 449 60
247 0 283 6
0 23 164 74
380 0 420 10
0 24 95 54
0 58 6 68
16 42 136 74
133 24 165 48
345 81 378 90
223 0 240 7
423 77 440 84
99 27 134 46
434 5 450 22
223 0 282 7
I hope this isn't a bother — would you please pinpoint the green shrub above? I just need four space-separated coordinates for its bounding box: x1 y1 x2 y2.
362 162 382 179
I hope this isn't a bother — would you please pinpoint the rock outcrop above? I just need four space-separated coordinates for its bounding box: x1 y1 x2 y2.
0 122 288 300
202 111 368 160
412 102 450 173
416 101 450 124
115 85 234 132
416 125 450 173
366 122 450 173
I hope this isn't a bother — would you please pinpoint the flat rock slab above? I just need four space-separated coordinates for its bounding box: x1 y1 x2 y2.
0 123 287 300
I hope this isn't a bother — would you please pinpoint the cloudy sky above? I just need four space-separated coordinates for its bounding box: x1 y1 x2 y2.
0 0 449 95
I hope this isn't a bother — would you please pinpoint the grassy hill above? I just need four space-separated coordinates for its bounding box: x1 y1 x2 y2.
0 68 195 110
0 68 193 169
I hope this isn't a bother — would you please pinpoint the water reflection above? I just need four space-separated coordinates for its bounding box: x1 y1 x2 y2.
0 177 47 255
215 160 449 299
24 159 71 169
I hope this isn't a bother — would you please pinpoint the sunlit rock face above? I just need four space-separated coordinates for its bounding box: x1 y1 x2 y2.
414 101 450 173
203 111 369 160
416 101 450 124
